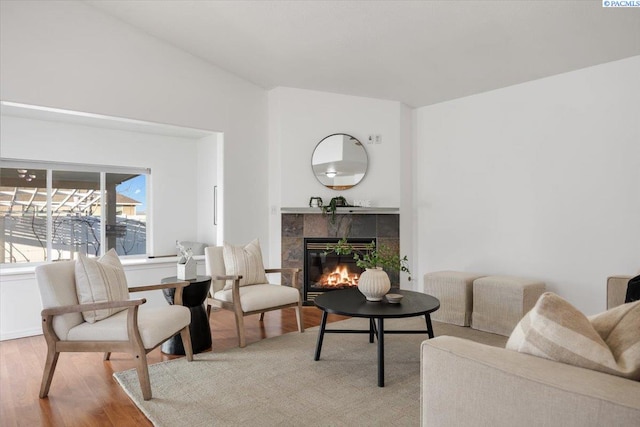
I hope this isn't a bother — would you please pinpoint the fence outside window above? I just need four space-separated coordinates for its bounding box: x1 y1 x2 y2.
0 159 149 264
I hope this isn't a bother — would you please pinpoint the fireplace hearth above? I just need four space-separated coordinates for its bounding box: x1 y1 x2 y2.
304 238 374 304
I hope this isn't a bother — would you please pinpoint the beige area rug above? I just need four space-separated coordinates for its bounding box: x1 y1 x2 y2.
114 317 507 427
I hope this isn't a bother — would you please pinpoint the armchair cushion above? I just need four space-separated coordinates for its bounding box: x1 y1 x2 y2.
222 239 267 290
75 249 130 323
507 292 640 380
213 284 300 312
66 305 190 349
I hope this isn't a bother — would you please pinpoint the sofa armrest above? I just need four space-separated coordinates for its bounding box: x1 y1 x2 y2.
421 336 640 427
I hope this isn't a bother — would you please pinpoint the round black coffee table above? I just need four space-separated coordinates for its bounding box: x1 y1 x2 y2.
161 275 212 355
314 288 440 387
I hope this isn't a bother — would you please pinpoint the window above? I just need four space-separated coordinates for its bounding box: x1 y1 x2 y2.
1 160 149 264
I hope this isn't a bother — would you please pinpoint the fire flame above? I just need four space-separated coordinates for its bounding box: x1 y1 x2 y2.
318 265 359 288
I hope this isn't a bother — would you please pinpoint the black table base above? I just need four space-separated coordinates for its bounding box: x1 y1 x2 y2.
161 275 212 355
162 306 211 354
313 288 439 387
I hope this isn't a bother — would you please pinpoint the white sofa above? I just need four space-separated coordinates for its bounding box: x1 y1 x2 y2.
421 276 640 426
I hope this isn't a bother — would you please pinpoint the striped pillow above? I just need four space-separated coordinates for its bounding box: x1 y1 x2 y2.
506 292 640 380
75 249 130 323
222 239 268 290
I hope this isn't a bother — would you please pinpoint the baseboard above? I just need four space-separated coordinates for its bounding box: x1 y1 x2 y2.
0 328 42 341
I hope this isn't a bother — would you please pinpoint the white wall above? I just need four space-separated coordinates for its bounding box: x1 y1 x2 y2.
0 115 201 256
415 56 640 315
400 104 417 290
267 87 412 281
196 134 220 246
0 0 268 252
0 0 268 340
269 87 404 208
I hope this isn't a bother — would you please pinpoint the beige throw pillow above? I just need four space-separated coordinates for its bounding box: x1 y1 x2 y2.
75 249 130 323
506 292 640 380
222 239 268 290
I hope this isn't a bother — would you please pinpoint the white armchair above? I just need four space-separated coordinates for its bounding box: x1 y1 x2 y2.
204 245 304 348
36 260 193 401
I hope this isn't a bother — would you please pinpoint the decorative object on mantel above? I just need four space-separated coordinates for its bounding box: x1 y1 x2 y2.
311 133 368 190
322 196 349 224
280 207 399 214
325 238 411 301
309 196 323 208
176 241 197 280
352 199 371 207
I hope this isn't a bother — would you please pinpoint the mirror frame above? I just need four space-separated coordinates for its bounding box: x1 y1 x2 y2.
311 133 368 190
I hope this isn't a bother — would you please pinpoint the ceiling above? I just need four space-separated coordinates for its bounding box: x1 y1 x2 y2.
85 1 640 107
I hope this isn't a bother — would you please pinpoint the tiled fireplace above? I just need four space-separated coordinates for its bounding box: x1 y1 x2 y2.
281 209 400 304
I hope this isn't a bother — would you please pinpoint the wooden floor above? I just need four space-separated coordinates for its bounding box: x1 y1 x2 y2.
0 306 347 427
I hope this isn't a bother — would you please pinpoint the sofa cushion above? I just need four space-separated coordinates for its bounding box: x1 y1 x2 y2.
75 249 130 323
222 239 268 290
506 292 640 380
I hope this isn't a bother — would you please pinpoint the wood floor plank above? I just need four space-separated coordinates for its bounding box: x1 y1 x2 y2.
0 306 345 426
0 340 18 427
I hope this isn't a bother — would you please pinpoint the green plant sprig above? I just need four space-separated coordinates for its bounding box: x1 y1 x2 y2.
321 196 348 224
325 237 411 277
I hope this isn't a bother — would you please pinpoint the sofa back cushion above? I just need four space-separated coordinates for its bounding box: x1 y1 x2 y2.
506 292 640 380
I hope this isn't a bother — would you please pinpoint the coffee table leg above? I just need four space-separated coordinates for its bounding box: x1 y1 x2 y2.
314 310 328 361
377 317 385 387
369 318 376 343
425 314 435 339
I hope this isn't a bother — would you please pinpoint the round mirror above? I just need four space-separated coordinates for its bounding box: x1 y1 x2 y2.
311 133 368 190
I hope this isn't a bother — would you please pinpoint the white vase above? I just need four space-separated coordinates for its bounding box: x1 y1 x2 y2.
358 267 391 301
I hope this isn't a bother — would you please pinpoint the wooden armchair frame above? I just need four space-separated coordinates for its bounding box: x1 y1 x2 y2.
206 268 303 348
40 281 193 401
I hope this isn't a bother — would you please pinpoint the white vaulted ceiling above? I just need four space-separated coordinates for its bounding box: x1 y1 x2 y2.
86 1 640 107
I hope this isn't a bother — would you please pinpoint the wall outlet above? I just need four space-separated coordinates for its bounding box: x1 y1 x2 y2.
367 134 375 144
374 134 382 144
